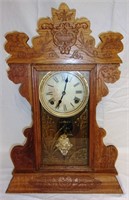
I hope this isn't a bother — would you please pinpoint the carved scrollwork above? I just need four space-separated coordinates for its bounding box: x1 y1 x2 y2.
76 31 123 61
97 32 123 57
29 174 101 192
100 64 121 83
97 64 120 103
37 3 90 54
5 3 123 63
5 31 55 61
8 64 32 104
94 63 120 170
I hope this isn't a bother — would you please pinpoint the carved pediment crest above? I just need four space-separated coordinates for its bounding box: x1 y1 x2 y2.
37 3 90 54
5 3 123 64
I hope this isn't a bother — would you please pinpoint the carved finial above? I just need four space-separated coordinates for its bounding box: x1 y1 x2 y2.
52 3 76 24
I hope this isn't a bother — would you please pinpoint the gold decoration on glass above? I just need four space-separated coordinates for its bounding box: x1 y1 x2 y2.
56 134 73 156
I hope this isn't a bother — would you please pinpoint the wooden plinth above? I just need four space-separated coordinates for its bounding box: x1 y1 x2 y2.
7 172 123 194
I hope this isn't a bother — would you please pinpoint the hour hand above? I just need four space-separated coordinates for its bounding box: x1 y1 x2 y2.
56 99 62 109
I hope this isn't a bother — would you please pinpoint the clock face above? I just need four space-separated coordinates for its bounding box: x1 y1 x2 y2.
39 71 89 118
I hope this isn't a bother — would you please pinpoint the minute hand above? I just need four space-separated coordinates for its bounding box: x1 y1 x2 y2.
63 76 68 92
56 76 68 108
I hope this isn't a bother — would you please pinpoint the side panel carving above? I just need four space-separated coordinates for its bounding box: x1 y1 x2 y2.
94 64 120 170
8 64 35 171
97 64 120 103
11 127 35 171
8 64 32 104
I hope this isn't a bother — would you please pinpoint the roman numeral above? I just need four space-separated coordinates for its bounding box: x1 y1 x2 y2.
74 82 80 87
63 104 67 111
76 90 82 94
46 92 53 95
70 102 74 108
47 84 54 87
53 76 59 83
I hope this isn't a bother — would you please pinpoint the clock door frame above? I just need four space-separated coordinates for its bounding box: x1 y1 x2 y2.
32 64 95 171
5 3 123 193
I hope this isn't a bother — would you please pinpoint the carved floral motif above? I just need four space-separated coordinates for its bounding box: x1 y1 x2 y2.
76 31 123 60
100 64 120 83
29 174 101 191
97 64 120 103
4 3 90 61
8 64 32 104
94 63 120 169
38 3 89 54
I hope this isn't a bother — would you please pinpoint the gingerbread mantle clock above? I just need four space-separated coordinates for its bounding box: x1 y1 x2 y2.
5 3 123 193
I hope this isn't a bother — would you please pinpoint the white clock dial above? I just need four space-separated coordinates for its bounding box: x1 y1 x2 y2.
39 71 89 117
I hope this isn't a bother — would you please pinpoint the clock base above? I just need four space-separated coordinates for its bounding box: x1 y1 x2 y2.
6 172 123 193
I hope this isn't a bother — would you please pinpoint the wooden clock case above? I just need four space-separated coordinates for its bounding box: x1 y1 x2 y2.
5 3 123 193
